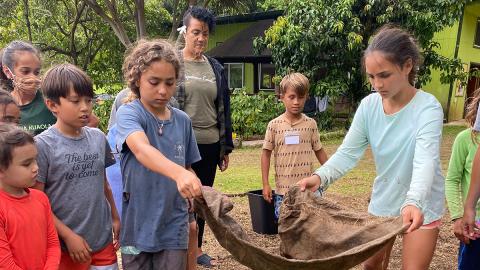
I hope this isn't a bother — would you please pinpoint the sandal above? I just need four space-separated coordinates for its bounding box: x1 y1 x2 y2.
197 253 216 268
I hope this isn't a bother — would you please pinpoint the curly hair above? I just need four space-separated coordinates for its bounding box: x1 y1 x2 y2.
465 87 480 144
0 123 34 169
122 39 181 99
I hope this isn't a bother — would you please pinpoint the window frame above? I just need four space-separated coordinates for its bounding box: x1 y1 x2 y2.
474 17 480 49
258 62 276 91
224 62 244 89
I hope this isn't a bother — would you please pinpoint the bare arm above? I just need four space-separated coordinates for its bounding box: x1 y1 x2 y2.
185 165 197 212
261 149 273 202
314 148 328 165
126 131 202 199
186 165 196 175
104 177 120 249
463 148 480 239
103 178 120 223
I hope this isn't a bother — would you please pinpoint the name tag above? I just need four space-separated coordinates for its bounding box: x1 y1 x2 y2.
284 131 300 145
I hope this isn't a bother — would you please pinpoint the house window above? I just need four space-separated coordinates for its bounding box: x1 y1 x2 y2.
258 63 275 90
224 63 244 89
475 18 480 48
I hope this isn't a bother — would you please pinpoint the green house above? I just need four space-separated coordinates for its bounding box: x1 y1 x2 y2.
206 11 282 94
422 1 480 122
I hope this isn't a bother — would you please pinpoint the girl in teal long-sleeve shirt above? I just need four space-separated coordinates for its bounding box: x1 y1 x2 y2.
299 26 444 270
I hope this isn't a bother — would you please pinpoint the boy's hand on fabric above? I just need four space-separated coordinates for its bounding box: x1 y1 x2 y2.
401 205 423 233
453 218 470 244
175 169 203 199
65 232 92 263
112 217 121 250
297 175 321 192
263 184 273 203
462 207 480 240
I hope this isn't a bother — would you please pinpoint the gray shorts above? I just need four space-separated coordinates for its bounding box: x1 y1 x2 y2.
121 250 187 270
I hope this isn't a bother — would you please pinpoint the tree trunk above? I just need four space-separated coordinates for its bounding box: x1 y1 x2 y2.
22 0 33 42
168 0 181 41
134 0 146 40
84 0 132 47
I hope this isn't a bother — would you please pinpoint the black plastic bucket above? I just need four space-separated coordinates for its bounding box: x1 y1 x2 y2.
246 189 278 234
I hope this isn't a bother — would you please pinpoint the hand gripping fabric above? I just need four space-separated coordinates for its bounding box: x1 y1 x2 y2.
194 186 406 270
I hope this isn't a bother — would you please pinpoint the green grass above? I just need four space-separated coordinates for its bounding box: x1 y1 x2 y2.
442 125 466 138
214 125 465 197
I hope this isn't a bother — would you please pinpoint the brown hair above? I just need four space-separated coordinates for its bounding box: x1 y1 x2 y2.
0 123 34 170
1 41 41 92
363 25 422 86
279 72 310 96
465 87 480 144
0 90 18 124
122 39 181 99
0 90 16 107
41 63 94 104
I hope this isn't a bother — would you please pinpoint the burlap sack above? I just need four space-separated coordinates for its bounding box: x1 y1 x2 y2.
194 186 406 270
279 186 406 267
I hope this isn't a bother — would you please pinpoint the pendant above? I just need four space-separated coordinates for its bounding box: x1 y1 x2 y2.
158 122 164 136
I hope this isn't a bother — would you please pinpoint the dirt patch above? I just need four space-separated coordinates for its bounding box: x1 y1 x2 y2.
198 193 457 270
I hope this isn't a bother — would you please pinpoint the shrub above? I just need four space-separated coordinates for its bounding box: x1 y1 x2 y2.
309 109 335 131
230 90 284 139
93 83 124 132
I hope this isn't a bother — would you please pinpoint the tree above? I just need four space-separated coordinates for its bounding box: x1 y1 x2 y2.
0 0 172 82
0 0 115 72
84 0 144 46
84 0 261 46
255 0 472 104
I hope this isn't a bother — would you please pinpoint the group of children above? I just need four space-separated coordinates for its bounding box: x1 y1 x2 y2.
0 37 204 269
0 24 479 270
1 60 120 269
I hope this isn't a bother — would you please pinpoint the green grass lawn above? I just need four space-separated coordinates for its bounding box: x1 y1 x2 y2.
214 125 467 197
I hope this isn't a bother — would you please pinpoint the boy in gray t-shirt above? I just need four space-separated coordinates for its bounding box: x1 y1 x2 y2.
34 64 120 269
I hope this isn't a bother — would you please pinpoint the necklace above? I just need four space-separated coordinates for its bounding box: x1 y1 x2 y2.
157 121 165 136
141 102 170 136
